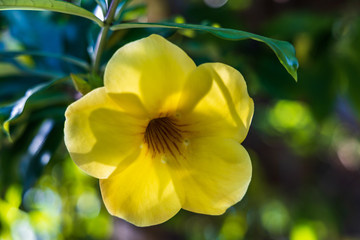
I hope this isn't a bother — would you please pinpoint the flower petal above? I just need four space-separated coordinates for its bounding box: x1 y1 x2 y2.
177 66 213 114
100 148 182 227
106 93 149 118
170 137 252 215
179 63 254 142
64 88 146 179
104 34 196 116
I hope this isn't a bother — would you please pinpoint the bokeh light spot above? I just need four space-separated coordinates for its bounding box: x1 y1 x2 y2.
269 100 312 131
260 201 289 235
291 224 318 240
204 0 228 8
219 213 247 240
76 191 101 218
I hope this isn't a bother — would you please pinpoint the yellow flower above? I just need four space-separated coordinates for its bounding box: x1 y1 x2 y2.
64 34 254 227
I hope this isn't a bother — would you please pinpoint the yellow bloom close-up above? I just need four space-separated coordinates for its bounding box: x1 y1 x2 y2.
64 34 254 227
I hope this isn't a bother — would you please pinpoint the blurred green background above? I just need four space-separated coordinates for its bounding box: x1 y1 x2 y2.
1 0 360 239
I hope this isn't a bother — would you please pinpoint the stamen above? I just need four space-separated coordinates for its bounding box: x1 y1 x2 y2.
144 117 184 158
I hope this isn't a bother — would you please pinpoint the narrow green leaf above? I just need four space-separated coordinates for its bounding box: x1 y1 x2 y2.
70 73 91 95
0 77 66 138
114 0 130 22
0 62 20 77
0 51 90 70
111 22 299 81
22 119 64 192
95 0 107 15
0 0 103 27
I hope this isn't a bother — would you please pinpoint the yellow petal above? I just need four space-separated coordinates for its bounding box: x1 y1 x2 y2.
179 63 254 142
100 148 182 227
171 137 252 215
104 34 196 116
64 88 146 179
177 66 213 114
107 92 149 118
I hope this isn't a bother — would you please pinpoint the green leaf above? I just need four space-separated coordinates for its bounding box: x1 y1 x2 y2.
0 0 103 27
0 51 90 70
0 62 20 77
0 77 66 138
22 119 64 192
111 22 299 81
0 50 90 70
95 0 107 15
70 73 92 95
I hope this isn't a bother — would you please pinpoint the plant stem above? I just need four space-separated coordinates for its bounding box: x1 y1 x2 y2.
92 0 122 74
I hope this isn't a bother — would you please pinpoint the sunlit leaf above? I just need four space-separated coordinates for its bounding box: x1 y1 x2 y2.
0 0 103 27
70 73 92 95
21 119 64 192
111 22 299 81
114 0 131 22
0 62 20 77
95 0 107 15
0 77 66 137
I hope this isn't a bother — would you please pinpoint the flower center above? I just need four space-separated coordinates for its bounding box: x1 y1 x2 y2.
144 117 183 158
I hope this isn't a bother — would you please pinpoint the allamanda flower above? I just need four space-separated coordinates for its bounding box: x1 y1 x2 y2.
64 34 254 227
